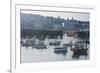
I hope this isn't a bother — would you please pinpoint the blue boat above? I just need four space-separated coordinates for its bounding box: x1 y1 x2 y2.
54 47 67 55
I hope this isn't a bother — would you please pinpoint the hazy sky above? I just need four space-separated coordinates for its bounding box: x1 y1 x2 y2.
21 10 89 21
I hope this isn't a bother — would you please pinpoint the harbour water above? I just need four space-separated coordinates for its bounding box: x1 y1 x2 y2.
21 34 89 63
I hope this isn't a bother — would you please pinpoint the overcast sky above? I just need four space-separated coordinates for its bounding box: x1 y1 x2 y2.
21 10 90 21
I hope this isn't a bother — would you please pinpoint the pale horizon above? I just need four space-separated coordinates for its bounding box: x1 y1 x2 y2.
21 10 90 21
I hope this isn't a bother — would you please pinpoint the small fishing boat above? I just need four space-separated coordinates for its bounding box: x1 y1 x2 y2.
35 41 47 49
71 42 88 59
49 41 61 46
54 47 67 55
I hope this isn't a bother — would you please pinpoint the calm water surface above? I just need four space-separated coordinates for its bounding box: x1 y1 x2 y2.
21 36 89 63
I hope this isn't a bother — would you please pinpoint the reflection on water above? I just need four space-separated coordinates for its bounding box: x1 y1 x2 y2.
21 36 89 63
